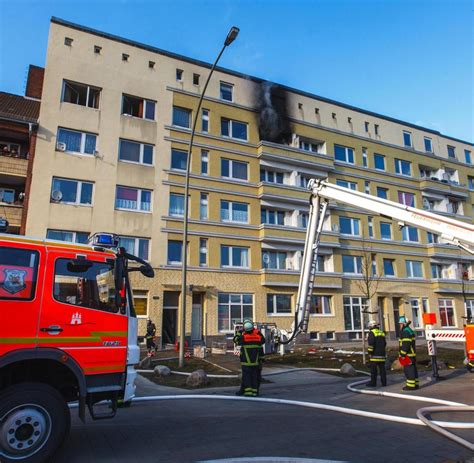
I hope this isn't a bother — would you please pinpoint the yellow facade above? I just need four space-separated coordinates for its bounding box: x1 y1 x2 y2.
26 19 474 345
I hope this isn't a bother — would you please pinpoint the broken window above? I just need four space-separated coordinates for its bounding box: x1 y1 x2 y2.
122 94 155 120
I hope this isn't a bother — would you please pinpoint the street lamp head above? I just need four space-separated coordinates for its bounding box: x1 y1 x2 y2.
224 26 240 46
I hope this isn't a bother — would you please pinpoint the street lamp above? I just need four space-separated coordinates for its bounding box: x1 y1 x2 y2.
178 26 240 367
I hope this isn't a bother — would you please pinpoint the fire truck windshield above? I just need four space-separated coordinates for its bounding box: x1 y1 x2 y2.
54 258 120 313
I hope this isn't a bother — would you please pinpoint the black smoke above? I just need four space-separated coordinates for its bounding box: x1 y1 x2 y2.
257 82 292 144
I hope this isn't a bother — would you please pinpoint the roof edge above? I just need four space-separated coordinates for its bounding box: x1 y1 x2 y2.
50 16 472 146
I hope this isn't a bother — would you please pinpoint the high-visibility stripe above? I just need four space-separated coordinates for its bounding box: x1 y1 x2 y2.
241 344 262 348
369 358 386 362
400 338 414 342
83 364 124 372
92 331 127 337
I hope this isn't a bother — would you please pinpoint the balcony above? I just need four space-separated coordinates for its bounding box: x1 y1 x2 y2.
0 153 28 177
1 203 23 229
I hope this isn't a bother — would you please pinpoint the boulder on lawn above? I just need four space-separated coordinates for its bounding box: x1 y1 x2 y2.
139 356 152 369
340 363 357 376
154 365 171 377
186 369 208 387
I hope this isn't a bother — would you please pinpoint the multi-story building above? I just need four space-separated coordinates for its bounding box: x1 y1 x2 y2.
0 66 42 234
26 18 474 346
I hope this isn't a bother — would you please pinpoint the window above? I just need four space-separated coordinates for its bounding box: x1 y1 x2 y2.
0 141 20 156
334 145 355 164
201 109 209 133
343 296 368 331
422 298 429 314
122 94 155 120
403 131 412 147
411 299 422 328
64 37 73 46
119 236 150 260
47 229 89 244
468 176 474 191
119 139 153 165
342 255 362 274
383 258 395 276
431 264 442 279
424 137 433 153
122 53 129 62
260 169 283 184
201 150 209 175
402 226 419 242
374 124 379 135
364 121 369 133
362 148 368 167
439 299 455 327
169 193 184 217
200 193 208 220
148 61 155 69
262 251 287 270
368 216 374 238
51 178 93 206
398 191 415 207
171 149 187 171
221 118 248 140
374 153 385 170
336 179 357 190
447 145 456 159
406 260 423 278
261 208 284 225
380 222 392 240
220 82 233 102
447 198 462 215
309 295 332 315
199 238 208 267
218 293 253 332
299 175 312 189
376 187 388 199
115 186 151 212
167 240 182 265
172 106 191 128
193 73 200 86
133 290 148 317
395 159 412 176
427 232 439 244
57 128 96 155
316 255 326 272
299 212 309 228
0 247 39 301
176 69 183 81
62 80 100 109
221 201 248 223
0 188 14 204
221 158 248 181
267 294 292 315
465 150 472 164
221 245 249 268
54 258 118 312
299 140 319 153
339 217 360 236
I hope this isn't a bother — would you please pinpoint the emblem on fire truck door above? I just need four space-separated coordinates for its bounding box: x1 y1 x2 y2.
2 268 27 294
70 312 82 325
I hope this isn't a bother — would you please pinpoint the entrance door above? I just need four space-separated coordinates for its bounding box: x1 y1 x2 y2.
162 291 179 345
191 293 203 342
392 297 401 338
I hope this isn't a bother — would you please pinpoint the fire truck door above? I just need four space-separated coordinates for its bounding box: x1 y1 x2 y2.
38 249 128 375
0 243 44 355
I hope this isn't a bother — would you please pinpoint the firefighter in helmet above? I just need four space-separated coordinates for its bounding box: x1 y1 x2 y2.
366 320 387 387
399 316 419 390
146 318 157 357
233 319 265 397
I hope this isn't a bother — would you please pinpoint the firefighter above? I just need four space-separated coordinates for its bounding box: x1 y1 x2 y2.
234 319 265 397
399 315 419 390
366 320 387 387
146 318 157 357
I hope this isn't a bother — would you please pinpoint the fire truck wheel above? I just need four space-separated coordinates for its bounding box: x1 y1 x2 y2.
0 382 71 463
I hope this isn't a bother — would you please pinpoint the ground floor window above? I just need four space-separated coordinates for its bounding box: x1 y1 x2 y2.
133 290 148 317
438 299 455 327
343 296 368 331
309 296 332 315
266 294 292 315
410 298 422 328
218 293 253 332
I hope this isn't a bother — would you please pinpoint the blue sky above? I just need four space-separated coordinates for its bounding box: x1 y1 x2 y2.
0 0 472 142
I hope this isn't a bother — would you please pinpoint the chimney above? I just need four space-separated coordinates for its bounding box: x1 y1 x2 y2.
25 65 44 100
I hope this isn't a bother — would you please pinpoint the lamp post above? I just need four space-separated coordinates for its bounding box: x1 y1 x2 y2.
178 26 240 368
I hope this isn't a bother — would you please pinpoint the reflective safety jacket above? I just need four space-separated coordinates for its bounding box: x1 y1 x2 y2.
146 322 156 340
367 328 386 362
233 329 265 366
399 325 416 358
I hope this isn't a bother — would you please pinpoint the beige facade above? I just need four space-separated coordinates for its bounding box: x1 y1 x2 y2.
27 19 474 345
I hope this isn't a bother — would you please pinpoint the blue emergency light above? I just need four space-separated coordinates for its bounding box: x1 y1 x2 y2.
88 232 120 248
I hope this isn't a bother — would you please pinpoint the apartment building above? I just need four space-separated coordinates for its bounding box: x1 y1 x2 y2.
0 66 42 235
26 18 474 345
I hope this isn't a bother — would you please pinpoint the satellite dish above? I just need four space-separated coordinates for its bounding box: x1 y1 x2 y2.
51 190 63 202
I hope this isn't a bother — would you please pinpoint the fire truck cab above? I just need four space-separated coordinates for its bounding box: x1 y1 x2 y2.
0 233 154 463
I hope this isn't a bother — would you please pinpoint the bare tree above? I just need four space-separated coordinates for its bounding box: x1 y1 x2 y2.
354 234 383 364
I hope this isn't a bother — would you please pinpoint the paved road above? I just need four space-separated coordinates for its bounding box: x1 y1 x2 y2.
52 370 474 463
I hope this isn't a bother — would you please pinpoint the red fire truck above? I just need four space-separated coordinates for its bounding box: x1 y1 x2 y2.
0 233 154 462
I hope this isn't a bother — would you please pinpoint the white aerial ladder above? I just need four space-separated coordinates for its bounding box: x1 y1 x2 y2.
277 179 474 361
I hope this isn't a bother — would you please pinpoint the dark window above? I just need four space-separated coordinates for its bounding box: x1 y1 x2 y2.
172 107 191 128
122 95 155 120
220 82 233 101
119 139 153 165
168 240 182 264
193 73 200 85
62 80 101 109
176 69 183 81
447 146 456 158
0 247 39 301
374 154 385 170
171 149 188 170
266 294 292 314
53 258 118 312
